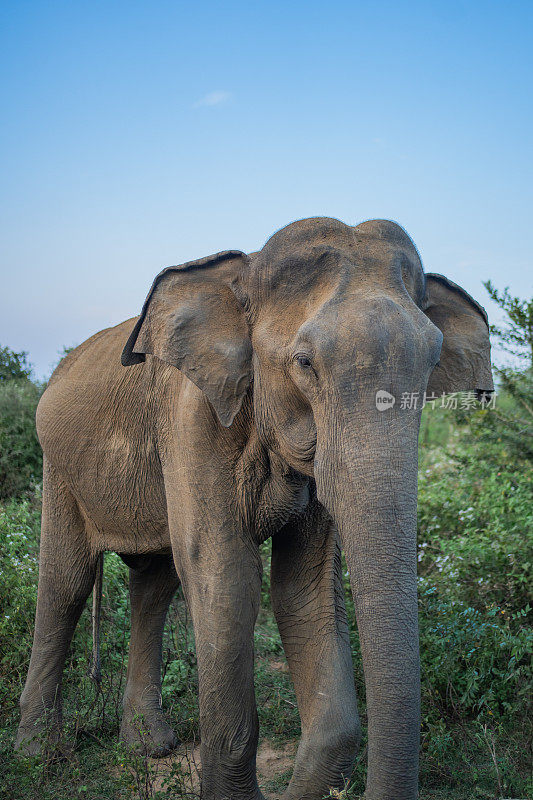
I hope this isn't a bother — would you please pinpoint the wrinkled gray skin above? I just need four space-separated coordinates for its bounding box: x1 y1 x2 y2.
16 218 493 800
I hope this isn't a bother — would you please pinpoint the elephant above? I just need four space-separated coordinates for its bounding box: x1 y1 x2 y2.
15 217 493 800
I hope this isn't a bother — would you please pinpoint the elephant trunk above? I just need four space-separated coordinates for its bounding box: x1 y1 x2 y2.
315 403 421 800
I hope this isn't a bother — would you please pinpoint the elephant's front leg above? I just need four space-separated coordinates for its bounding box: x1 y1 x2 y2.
174 521 264 800
271 500 361 800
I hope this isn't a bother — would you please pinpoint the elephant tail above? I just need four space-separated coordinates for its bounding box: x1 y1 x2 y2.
89 553 104 685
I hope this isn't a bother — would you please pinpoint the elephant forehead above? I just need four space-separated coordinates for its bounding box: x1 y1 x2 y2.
252 217 354 284
247 216 425 306
263 216 354 251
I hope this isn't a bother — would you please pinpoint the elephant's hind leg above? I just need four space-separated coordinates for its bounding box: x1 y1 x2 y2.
120 553 180 757
16 460 98 755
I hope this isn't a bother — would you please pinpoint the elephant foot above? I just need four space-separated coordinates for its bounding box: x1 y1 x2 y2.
120 705 177 758
14 717 61 757
15 726 44 757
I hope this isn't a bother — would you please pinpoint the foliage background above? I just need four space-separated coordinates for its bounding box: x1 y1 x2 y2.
0 288 531 799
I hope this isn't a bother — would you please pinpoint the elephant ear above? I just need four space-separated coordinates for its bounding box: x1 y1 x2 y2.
424 274 494 397
122 251 252 427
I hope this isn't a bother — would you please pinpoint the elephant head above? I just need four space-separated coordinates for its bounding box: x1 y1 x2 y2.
122 217 492 799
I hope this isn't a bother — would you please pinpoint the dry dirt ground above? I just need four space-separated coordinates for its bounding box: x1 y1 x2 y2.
127 738 298 799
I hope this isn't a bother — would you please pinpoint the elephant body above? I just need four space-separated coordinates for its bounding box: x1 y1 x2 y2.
16 218 493 800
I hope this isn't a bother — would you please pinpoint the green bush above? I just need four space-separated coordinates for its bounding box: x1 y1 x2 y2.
0 379 43 500
414 415 532 796
469 368 533 464
0 495 41 714
417 457 532 618
0 346 33 383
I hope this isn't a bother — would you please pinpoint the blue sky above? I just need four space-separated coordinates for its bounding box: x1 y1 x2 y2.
1 0 531 378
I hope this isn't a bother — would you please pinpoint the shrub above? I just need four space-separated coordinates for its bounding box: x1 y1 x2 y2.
0 495 41 716
0 379 43 500
0 345 33 383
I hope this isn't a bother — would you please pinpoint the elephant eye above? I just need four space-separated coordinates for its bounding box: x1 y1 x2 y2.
295 354 312 369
